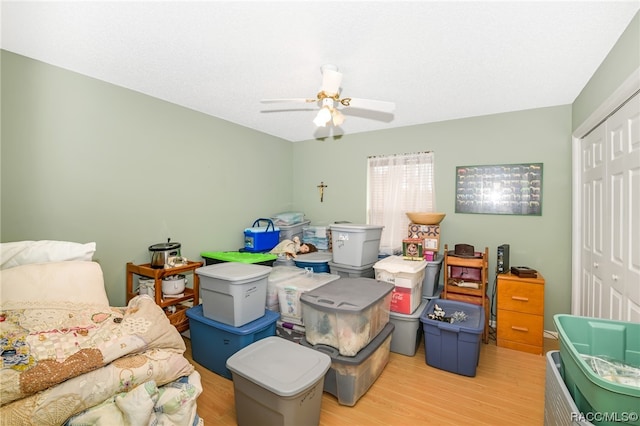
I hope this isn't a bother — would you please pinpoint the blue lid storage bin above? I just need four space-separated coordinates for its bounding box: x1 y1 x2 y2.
420 298 484 377
293 251 332 273
553 314 640 425
186 305 278 379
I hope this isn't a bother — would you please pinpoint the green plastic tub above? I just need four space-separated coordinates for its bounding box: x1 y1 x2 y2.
201 251 277 266
553 314 640 425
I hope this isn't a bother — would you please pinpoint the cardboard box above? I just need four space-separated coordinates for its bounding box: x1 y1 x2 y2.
407 224 440 251
402 238 423 260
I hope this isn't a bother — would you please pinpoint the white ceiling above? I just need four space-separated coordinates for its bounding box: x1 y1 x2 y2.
2 1 639 142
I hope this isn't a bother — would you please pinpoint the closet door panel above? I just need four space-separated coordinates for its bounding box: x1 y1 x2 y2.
606 95 640 322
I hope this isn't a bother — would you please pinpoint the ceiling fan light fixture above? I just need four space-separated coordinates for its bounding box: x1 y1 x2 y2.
313 106 332 127
331 109 345 126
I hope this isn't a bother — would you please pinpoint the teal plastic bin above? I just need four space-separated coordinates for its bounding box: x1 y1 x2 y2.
554 314 640 426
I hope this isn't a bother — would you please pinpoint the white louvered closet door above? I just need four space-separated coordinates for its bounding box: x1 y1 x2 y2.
580 92 640 322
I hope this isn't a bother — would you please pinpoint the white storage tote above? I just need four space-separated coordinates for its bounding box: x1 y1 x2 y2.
374 255 427 314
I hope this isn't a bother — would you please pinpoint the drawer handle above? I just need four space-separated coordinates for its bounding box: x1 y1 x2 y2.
511 296 529 302
511 326 529 332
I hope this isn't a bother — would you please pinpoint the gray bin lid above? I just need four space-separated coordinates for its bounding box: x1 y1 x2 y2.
300 277 394 312
196 262 271 282
226 336 331 397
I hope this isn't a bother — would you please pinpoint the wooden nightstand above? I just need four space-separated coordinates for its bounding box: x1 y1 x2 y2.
496 272 545 355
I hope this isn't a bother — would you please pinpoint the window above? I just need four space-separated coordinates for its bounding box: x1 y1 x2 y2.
367 152 436 254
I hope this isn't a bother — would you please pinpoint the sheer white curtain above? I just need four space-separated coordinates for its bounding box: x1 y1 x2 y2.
367 152 436 254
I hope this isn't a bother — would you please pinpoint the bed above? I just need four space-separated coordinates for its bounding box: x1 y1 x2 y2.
0 241 202 425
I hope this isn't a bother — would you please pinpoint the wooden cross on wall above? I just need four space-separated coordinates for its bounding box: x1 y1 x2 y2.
317 181 328 202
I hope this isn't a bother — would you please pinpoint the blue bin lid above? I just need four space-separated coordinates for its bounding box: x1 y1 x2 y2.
186 305 278 335
420 298 484 334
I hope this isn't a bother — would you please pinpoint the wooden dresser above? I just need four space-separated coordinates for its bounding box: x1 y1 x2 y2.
496 272 545 355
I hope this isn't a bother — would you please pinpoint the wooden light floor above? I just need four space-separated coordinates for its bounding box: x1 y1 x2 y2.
185 332 558 426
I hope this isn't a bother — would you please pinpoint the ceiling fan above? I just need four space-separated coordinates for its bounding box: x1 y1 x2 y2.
260 64 396 127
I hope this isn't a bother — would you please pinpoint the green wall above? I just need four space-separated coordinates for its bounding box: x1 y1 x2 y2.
1 51 294 305
291 106 572 331
573 11 640 129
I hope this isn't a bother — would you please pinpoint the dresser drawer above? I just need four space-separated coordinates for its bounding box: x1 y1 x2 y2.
497 309 543 347
497 279 544 315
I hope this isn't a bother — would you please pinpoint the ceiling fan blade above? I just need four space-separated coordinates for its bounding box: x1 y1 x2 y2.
321 68 343 96
260 98 316 104
340 97 396 113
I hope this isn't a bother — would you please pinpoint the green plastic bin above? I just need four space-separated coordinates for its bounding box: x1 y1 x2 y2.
201 251 277 266
554 314 640 426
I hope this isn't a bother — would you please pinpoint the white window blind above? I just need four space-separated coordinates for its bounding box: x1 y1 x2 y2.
367 152 436 254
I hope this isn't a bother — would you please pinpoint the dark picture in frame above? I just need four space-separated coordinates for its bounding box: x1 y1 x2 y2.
455 163 543 215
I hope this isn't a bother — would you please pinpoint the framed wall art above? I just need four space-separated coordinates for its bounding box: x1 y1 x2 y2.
455 163 543 216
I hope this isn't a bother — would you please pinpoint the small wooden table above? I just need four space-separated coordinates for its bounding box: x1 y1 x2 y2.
126 260 203 332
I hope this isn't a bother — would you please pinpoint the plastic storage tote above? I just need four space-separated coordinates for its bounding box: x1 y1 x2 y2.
196 262 271 327
201 251 277 266
276 320 306 344
423 255 443 298
293 251 333 273
420 298 485 377
186 305 278 379
300 277 394 356
545 351 594 426
244 218 280 252
266 266 308 312
226 336 331 426
276 270 340 325
301 322 395 406
330 224 383 267
328 261 376 278
278 220 311 242
374 255 427 314
389 298 429 356
554 314 640 426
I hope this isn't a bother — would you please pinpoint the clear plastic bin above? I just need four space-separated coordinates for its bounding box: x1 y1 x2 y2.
301 277 394 356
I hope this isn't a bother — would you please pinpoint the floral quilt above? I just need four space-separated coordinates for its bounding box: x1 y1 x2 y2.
0 295 199 425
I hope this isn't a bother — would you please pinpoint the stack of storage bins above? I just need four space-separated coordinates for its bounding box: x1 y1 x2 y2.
373 255 444 356
550 314 640 425
328 224 384 278
300 277 395 406
186 262 278 379
271 211 310 243
302 225 331 251
274 268 340 344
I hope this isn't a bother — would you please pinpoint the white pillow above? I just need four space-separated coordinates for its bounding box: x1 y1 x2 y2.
0 240 96 269
0 260 110 307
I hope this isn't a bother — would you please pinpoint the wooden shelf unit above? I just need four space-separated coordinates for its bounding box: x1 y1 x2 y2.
443 244 490 343
496 271 545 355
126 260 203 332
